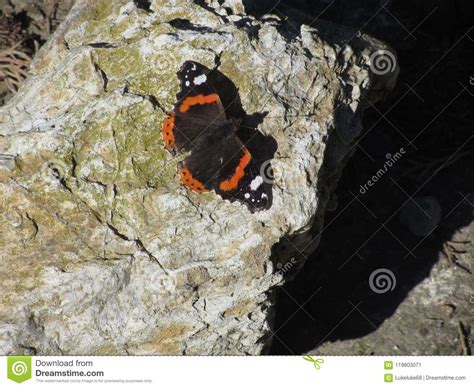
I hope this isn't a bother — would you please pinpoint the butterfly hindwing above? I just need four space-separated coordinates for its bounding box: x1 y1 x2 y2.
178 131 269 212
214 148 270 213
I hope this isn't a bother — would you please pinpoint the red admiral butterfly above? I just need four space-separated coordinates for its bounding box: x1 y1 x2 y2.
161 61 270 212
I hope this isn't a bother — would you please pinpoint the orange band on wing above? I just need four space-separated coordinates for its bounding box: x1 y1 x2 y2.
219 148 252 192
178 164 208 193
179 94 220 113
162 112 175 149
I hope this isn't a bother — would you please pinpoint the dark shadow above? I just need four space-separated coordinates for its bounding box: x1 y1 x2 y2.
193 0 230 22
233 18 261 39
258 0 474 354
133 0 152 12
169 18 214 32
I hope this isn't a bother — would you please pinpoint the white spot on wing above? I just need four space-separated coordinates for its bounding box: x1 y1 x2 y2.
185 81 190 86
250 176 263 191
193 74 207 85
244 193 250 199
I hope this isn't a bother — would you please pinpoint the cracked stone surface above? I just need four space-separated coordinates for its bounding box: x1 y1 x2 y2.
0 0 397 355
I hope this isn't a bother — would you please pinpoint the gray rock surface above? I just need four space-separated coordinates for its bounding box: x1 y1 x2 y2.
0 0 397 355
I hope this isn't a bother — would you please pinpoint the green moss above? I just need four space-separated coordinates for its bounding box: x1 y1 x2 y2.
218 54 260 103
72 55 97 83
95 47 143 82
111 102 174 187
93 46 165 96
81 0 114 22
95 343 125 355
75 103 165 182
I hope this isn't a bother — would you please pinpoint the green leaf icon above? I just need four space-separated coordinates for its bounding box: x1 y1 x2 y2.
7 356 32 383
303 355 324 370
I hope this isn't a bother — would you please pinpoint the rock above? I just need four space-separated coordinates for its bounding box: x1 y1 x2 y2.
0 0 397 355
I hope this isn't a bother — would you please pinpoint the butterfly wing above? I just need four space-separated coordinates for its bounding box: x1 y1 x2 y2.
162 60 271 213
162 61 227 153
178 130 270 212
